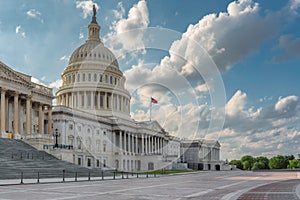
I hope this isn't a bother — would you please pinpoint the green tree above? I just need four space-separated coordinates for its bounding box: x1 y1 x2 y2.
269 155 289 169
252 162 265 170
255 156 269 169
229 160 243 170
241 155 255 170
288 159 300 169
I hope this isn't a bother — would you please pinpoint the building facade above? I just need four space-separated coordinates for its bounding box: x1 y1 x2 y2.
180 139 221 170
0 61 53 143
49 9 181 171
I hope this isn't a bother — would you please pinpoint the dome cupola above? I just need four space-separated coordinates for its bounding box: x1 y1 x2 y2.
56 5 131 119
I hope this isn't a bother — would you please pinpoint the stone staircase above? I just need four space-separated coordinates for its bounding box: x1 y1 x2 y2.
0 138 111 179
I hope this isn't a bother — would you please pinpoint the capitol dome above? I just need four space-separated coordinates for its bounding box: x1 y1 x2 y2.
56 10 131 119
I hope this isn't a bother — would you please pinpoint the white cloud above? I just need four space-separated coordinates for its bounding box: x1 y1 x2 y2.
59 55 69 61
15 25 26 38
226 90 247 117
31 77 46 86
76 0 99 19
105 0 149 57
26 9 43 23
26 9 41 18
79 32 84 39
275 95 298 112
49 79 63 89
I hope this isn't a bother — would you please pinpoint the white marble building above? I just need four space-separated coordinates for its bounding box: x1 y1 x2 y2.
180 139 221 170
0 61 54 143
49 8 181 171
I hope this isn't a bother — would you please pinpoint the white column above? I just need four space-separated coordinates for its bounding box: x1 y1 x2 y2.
104 92 107 109
124 132 127 153
145 135 148 154
38 104 44 134
13 92 19 135
48 106 52 135
148 136 151 154
26 95 31 135
91 91 94 108
135 134 138 154
119 131 123 154
1 88 6 134
141 134 144 155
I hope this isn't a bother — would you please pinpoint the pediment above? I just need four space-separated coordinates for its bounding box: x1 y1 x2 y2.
0 61 31 86
137 120 165 132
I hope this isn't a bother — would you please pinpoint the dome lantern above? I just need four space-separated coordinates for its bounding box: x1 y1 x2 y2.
87 4 101 43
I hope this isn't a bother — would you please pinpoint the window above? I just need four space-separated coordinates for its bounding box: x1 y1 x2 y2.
115 77 117 85
78 157 81 166
99 74 102 82
82 74 86 81
105 75 108 83
77 74 80 82
103 143 106 152
87 158 91 167
110 76 113 84
96 140 101 152
88 73 91 81
68 137 74 146
87 128 90 133
103 159 106 167
94 74 97 81
77 139 82 149
69 124 73 130
72 74 75 83
97 160 100 167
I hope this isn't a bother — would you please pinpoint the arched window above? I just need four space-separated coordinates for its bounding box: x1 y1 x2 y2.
99 74 102 82
110 76 113 84
82 73 86 81
94 74 97 81
77 74 80 82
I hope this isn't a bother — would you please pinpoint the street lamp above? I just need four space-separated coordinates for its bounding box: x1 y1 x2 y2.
54 128 60 148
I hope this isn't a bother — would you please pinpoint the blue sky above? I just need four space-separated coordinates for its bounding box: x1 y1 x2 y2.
1 0 300 160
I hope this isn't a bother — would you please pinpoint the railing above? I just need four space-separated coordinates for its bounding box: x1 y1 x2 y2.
43 144 73 150
0 169 162 185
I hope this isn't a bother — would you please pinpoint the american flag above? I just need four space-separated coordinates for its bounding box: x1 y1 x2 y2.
151 97 158 104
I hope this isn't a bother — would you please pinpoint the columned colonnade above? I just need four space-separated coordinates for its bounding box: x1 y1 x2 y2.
113 130 165 155
57 91 130 112
0 87 52 137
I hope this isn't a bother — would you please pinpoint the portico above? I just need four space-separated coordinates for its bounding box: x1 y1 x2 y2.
0 61 54 139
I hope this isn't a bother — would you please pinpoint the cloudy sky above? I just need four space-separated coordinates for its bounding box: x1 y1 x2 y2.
1 0 300 160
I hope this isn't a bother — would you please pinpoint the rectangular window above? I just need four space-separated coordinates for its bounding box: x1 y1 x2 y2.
103 143 106 152
77 74 80 82
78 157 81 166
88 73 91 81
69 124 73 130
103 159 106 167
82 73 86 81
97 160 100 167
87 158 91 167
99 74 102 82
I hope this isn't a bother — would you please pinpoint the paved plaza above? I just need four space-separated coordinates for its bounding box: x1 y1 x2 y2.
0 171 299 200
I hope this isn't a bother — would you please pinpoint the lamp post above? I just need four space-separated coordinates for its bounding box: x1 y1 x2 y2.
54 128 60 148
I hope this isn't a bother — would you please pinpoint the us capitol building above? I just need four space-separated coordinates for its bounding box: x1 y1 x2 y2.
0 9 222 171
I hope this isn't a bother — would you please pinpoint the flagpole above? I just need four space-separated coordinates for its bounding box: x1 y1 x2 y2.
149 98 152 121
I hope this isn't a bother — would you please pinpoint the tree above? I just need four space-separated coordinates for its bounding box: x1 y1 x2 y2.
269 155 289 169
241 155 255 170
288 159 300 169
255 156 269 169
252 162 265 170
229 160 243 170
